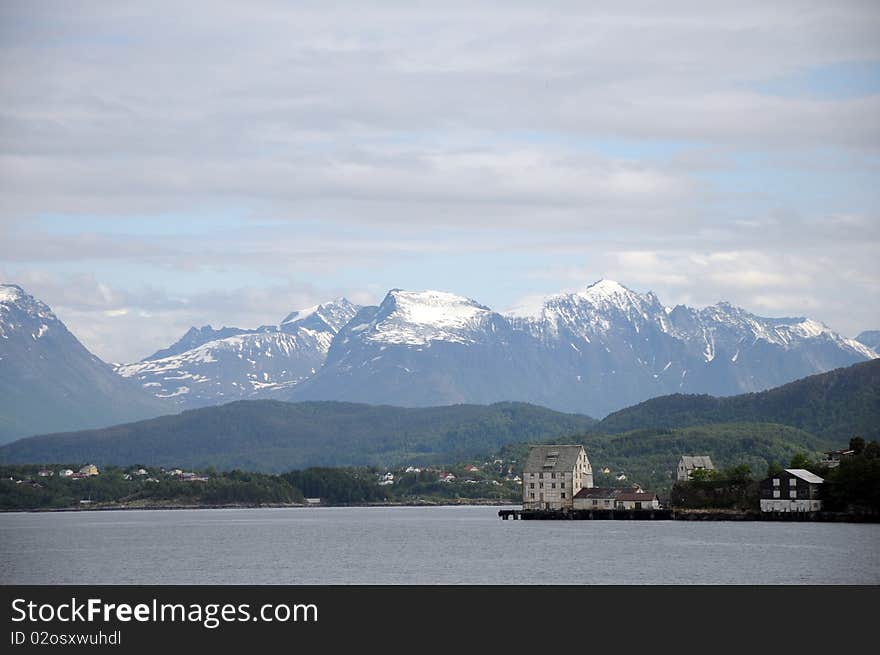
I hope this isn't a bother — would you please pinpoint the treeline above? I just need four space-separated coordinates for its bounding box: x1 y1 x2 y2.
0 466 304 510
820 438 880 513
0 462 522 511
670 437 880 514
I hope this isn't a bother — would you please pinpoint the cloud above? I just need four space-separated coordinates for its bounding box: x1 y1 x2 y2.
1 1 878 359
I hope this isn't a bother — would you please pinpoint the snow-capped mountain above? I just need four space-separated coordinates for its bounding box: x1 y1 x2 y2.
117 298 359 407
0 284 166 442
290 280 877 417
3 279 875 438
509 280 876 411
289 289 546 406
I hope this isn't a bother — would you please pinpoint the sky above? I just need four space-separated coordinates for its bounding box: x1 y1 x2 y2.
1 0 878 363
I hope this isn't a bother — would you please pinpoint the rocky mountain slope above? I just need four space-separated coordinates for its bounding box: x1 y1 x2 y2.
0 285 167 442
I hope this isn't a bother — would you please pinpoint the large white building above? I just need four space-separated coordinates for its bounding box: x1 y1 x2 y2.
522 445 593 510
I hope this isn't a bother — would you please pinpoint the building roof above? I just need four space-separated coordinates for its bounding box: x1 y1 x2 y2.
573 488 658 502
784 469 824 484
616 492 658 502
573 487 620 499
523 445 585 473
679 455 714 470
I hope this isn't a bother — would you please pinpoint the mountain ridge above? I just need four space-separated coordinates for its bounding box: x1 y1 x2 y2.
2 358 876 473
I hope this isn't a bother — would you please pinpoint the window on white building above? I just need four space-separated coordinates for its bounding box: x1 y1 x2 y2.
773 478 780 486
789 478 797 487
773 490 780 498
790 490 797 499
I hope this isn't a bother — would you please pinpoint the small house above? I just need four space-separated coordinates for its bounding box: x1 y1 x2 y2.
573 487 660 510
522 444 593 511
819 449 854 469
614 491 660 510
78 464 99 477
677 455 715 481
573 487 619 510
759 468 824 512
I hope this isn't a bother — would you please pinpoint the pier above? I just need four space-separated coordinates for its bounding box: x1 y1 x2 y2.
499 508 672 520
499 508 879 522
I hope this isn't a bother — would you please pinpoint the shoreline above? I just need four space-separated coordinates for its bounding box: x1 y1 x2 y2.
0 499 519 514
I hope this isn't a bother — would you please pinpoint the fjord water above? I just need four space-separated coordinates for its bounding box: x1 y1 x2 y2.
1 506 878 584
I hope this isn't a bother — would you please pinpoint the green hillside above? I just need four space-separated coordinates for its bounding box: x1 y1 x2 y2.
598 358 880 440
0 400 596 472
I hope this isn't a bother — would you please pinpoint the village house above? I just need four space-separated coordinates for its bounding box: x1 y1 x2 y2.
573 487 660 510
522 445 593 510
614 491 661 510
759 468 824 512
676 455 715 481
78 464 99 477
819 449 854 469
573 487 618 510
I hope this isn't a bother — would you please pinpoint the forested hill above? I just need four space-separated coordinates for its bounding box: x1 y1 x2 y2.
0 401 596 472
598 358 880 440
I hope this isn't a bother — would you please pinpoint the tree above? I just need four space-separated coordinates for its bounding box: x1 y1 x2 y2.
789 452 813 469
725 464 752 484
850 437 866 455
766 462 783 478
689 468 717 482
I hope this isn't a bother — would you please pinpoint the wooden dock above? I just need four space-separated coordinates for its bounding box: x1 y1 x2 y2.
499 508 879 522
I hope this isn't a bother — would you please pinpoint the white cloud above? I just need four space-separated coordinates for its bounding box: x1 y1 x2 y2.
1 1 878 358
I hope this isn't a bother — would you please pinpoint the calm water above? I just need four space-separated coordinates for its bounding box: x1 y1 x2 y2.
1 506 878 584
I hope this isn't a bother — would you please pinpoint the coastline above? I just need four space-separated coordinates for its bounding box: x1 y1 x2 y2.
0 499 519 514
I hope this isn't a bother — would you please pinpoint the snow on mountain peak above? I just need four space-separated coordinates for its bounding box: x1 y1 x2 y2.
0 284 25 304
584 278 631 297
280 297 358 333
281 304 321 325
0 284 59 329
578 279 654 309
368 289 495 345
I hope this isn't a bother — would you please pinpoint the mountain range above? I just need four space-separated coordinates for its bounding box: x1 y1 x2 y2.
115 298 359 408
1 280 877 441
288 281 875 416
